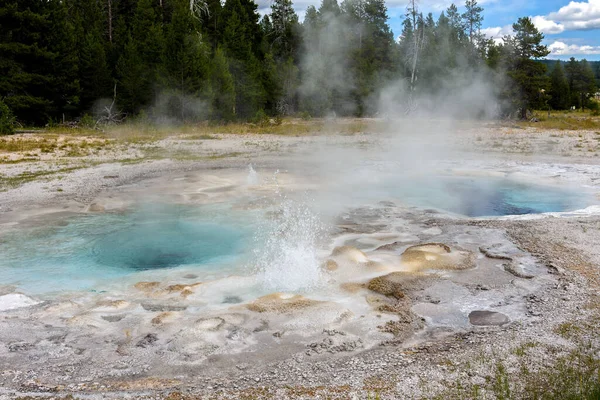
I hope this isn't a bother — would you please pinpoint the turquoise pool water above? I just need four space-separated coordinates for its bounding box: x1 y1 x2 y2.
396 176 590 217
356 175 592 217
0 204 253 294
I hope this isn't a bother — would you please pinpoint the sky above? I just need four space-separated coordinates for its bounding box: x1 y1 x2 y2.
256 0 600 61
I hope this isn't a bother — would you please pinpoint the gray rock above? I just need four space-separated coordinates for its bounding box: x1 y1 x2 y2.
468 310 510 326
141 303 187 312
101 314 126 322
223 296 242 304
136 333 159 348
8 342 35 352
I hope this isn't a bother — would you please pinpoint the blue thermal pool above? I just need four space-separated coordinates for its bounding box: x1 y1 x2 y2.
0 204 254 295
356 174 593 217
397 176 591 217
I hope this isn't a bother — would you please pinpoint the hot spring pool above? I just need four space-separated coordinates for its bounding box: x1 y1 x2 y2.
359 175 593 217
0 204 255 295
0 172 594 296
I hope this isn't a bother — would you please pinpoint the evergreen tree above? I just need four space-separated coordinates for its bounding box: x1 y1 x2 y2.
581 60 597 110
269 0 300 61
46 0 81 119
222 0 266 118
79 32 113 112
502 17 550 118
462 0 483 44
202 0 224 49
210 48 236 120
162 0 212 121
319 0 341 17
510 16 548 59
66 0 112 113
116 0 165 114
0 0 79 124
549 61 569 110
261 52 283 114
116 37 147 114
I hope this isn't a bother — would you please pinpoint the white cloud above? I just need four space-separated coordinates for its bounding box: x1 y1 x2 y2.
481 24 513 39
526 0 600 34
548 40 600 55
562 18 600 30
531 16 565 34
483 0 600 41
482 17 567 41
548 0 600 22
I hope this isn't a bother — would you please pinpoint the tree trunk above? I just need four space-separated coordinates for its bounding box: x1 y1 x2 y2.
107 0 113 43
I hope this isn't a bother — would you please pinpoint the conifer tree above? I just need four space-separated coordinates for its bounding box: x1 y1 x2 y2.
210 48 236 120
162 0 212 121
0 0 79 123
116 0 166 114
269 0 300 61
79 32 113 111
549 61 569 110
581 60 597 110
116 37 147 114
66 0 112 113
222 0 266 118
502 17 550 118
462 0 483 44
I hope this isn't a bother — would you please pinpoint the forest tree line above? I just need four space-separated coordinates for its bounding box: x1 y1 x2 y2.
0 0 599 130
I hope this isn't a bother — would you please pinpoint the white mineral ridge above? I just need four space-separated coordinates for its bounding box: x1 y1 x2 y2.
0 293 40 311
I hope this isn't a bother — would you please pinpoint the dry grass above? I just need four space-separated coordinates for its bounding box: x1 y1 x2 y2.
0 135 111 154
0 166 84 189
99 118 377 142
517 110 600 130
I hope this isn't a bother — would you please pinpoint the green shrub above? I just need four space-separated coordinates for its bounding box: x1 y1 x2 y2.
80 113 95 128
0 99 15 135
588 101 599 116
252 109 268 125
299 111 311 120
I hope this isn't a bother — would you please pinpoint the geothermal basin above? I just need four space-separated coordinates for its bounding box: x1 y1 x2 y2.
1 133 599 398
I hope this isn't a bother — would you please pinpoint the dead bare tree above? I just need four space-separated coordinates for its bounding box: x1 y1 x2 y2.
405 0 424 114
190 0 209 20
107 0 113 43
95 84 126 128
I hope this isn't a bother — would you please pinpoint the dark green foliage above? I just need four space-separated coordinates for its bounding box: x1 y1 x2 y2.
506 58 550 117
221 0 267 118
565 58 598 110
161 0 212 121
268 0 301 61
210 48 236 121
497 17 550 118
462 0 483 52
0 0 594 125
116 37 148 114
510 17 549 59
0 99 16 134
0 0 79 124
79 32 113 111
66 0 111 112
549 61 570 110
